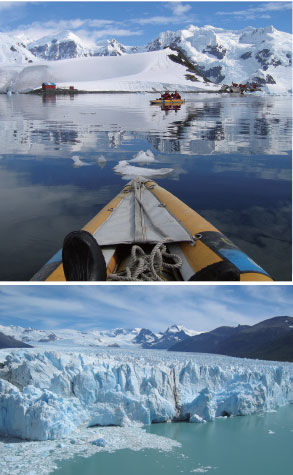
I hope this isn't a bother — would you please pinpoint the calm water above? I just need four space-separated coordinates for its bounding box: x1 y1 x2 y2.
0 93 291 280
54 405 293 475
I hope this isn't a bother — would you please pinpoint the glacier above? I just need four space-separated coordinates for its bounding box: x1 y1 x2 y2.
0 348 292 441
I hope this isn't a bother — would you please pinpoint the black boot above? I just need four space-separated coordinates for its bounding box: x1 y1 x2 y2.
62 230 107 281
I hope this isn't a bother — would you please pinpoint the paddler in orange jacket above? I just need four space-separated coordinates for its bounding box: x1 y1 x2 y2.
161 91 172 100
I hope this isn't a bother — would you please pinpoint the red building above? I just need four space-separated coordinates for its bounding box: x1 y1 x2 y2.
42 82 56 90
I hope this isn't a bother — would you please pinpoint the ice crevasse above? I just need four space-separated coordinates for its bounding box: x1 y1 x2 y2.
0 349 292 440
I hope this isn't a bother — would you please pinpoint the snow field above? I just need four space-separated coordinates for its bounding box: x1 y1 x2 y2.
0 49 218 94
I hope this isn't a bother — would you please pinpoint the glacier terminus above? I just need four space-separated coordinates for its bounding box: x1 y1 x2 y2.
0 347 292 441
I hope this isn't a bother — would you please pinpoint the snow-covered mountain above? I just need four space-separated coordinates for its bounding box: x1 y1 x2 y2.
146 24 292 88
94 39 139 57
132 328 158 346
0 32 35 65
0 323 199 350
0 24 291 93
140 324 200 349
28 30 96 60
0 347 292 440
170 316 293 362
27 32 137 60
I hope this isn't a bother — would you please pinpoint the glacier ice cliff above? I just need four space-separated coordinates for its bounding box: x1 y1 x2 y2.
0 349 292 440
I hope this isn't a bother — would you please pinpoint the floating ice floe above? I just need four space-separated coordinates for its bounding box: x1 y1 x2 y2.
190 467 215 473
129 150 155 163
71 155 91 167
97 155 107 168
0 425 180 475
113 159 173 178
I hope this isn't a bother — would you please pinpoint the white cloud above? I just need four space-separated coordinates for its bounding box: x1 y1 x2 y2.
167 2 192 16
92 28 143 40
6 17 143 44
134 15 177 26
0 287 86 315
216 1 292 18
0 285 292 333
134 2 195 26
1 2 196 43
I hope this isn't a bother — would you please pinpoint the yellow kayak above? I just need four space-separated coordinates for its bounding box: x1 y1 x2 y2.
31 177 273 282
150 99 185 105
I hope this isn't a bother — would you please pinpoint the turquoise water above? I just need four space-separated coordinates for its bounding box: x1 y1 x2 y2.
54 405 293 475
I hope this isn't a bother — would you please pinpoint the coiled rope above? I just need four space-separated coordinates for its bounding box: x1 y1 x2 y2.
108 239 182 281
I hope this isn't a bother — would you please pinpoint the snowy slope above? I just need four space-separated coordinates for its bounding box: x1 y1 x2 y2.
0 347 292 440
0 324 142 349
0 48 218 93
0 32 36 65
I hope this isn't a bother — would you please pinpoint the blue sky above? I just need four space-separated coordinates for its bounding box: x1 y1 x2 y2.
0 1 291 45
0 285 292 332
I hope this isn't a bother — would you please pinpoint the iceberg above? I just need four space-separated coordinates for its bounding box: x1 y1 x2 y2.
0 348 292 441
129 150 155 163
113 160 173 178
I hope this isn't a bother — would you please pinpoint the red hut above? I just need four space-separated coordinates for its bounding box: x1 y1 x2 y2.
42 82 56 91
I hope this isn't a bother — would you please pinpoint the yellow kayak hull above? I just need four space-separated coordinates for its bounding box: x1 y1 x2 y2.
150 99 185 105
32 178 273 282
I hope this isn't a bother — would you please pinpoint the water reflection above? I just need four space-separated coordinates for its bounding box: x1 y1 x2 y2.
0 93 291 157
0 93 291 280
42 94 57 105
160 104 182 112
0 164 121 280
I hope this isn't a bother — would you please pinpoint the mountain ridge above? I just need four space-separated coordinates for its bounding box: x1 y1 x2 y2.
0 323 199 350
169 316 293 362
1 317 292 361
0 24 291 92
0 331 33 349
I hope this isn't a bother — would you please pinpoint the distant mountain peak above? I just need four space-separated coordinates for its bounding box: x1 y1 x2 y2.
170 316 293 362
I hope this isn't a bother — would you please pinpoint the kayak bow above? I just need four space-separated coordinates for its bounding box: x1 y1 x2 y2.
32 177 273 282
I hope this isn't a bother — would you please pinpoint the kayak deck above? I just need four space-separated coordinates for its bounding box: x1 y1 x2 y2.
31 177 273 282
